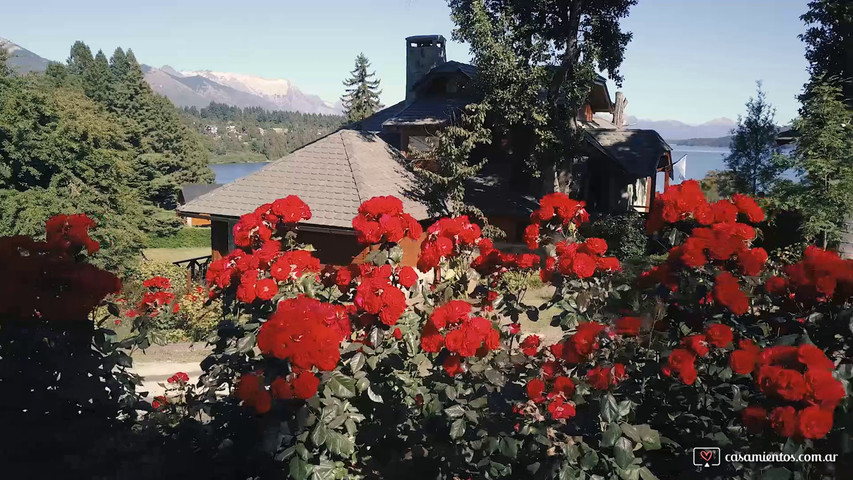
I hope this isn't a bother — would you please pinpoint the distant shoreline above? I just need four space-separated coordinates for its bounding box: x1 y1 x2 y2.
666 136 731 148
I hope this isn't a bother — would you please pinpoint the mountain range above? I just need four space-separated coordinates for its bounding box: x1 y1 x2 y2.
3 37 739 132
625 115 737 141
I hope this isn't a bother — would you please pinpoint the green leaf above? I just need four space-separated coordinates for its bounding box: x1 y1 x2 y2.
327 372 356 398
602 423 621 448
579 448 599 470
620 424 641 443
312 459 337 480
289 457 313 480
450 418 466 440
614 437 635 469
116 351 133 368
311 423 327 448
324 431 355 457
636 425 661 451
498 437 519 459
236 332 256 353
349 352 365 373
484 368 505 386
601 394 620 422
444 405 465 418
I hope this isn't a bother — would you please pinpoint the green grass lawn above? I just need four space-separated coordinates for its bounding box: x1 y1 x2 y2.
143 247 211 263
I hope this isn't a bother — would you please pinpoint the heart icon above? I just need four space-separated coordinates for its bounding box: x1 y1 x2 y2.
700 450 713 462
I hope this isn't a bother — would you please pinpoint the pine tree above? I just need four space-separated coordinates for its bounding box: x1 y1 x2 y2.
0 45 9 77
783 79 853 247
407 104 498 236
83 50 113 104
66 41 94 77
724 82 782 195
800 0 853 103
341 53 382 123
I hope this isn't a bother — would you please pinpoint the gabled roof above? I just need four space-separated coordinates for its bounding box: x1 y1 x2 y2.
585 129 672 178
350 100 406 133
178 130 429 227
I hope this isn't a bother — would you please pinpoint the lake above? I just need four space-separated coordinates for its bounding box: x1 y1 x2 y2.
210 145 730 187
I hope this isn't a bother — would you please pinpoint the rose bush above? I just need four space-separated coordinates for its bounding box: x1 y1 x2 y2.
3 181 851 479
169 182 850 479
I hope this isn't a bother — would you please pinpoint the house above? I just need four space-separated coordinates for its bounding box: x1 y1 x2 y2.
178 183 222 226
179 34 673 263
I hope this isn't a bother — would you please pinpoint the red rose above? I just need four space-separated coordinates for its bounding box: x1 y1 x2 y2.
552 376 575 398
420 323 444 353
582 238 608 255
730 349 758 375
741 406 767 434
270 377 293 399
713 271 749 315
682 334 709 357
704 323 733 348
291 371 320 400
393 328 402 340
613 316 642 336
797 406 833 439
526 378 546 402
798 344 834 371
547 396 576 420
804 370 845 410
597 256 621 272
586 366 611 390
397 266 418 288
572 253 597 279
255 278 278 301
770 369 807 402
523 223 540 250
520 335 541 356
731 194 765 223
765 276 788 294
770 406 797 437
667 348 696 373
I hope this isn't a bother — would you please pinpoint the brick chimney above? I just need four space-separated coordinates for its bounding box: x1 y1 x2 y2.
406 35 446 103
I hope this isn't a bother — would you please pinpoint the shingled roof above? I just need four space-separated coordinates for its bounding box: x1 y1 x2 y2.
585 129 672 178
178 130 429 228
382 98 472 127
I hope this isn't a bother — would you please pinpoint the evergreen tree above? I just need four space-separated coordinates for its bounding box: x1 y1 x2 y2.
800 0 853 103
83 50 113 104
0 45 9 77
407 104 492 219
341 53 382 123
66 41 94 77
448 0 637 194
779 79 853 247
724 82 782 195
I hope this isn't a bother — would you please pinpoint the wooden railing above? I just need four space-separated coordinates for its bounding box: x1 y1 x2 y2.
173 255 212 286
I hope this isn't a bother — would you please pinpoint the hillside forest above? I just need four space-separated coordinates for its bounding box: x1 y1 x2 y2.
180 103 344 164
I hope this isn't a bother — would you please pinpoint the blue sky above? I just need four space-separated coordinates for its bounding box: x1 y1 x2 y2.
2 0 810 124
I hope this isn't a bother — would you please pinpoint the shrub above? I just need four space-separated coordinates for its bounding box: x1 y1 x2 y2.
580 210 648 260
5 185 852 479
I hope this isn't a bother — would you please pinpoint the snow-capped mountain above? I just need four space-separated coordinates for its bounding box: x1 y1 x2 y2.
144 66 341 115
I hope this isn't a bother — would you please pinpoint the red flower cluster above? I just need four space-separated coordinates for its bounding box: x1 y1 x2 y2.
352 196 422 245
550 322 606 364
771 246 853 302
354 266 407 327
586 364 627 390
519 335 541 356
420 300 501 375
271 370 321 400
471 238 541 277
417 216 483 272
125 276 177 319
646 180 765 234
524 193 590 249
233 196 312 248
730 344 844 439
525 376 577 420
206 246 320 303
612 316 643 336
540 239 620 282
167 372 190 384
713 271 750 315
257 295 349 371
236 372 272 414
1 216 120 322
663 323 734 385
